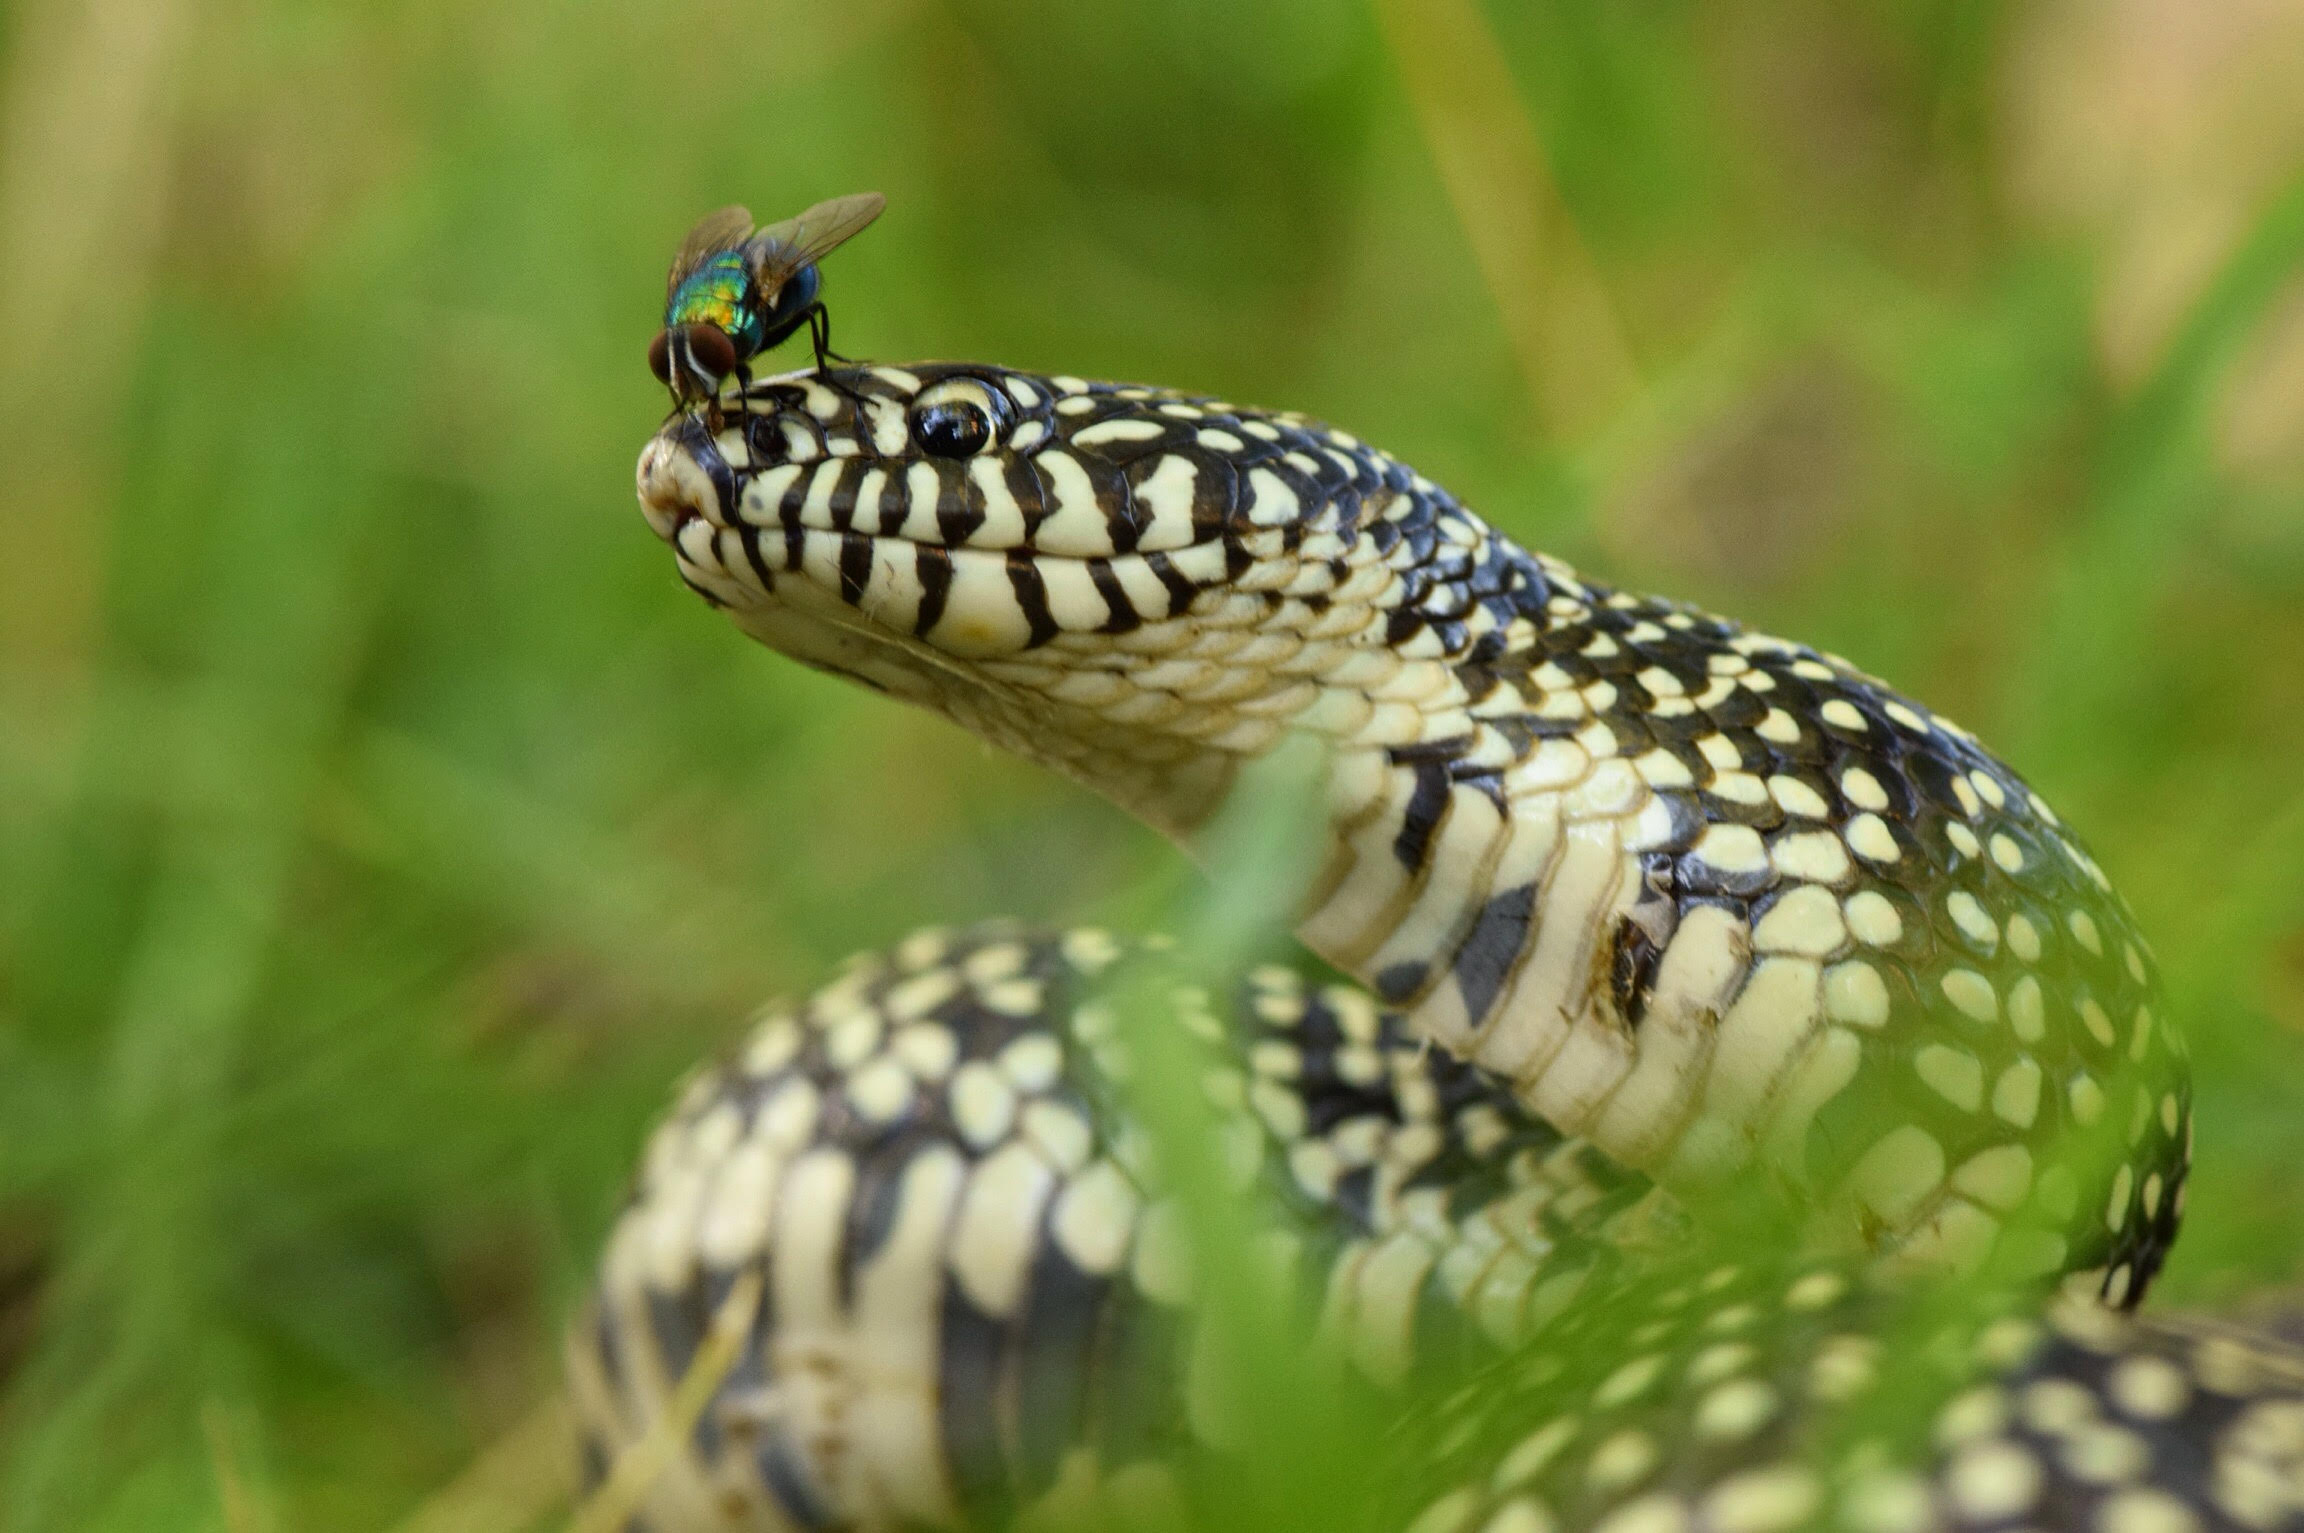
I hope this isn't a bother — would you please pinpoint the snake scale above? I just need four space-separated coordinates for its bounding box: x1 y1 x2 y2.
566 362 2304 1531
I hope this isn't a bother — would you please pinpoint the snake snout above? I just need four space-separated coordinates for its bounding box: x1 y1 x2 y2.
635 418 737 541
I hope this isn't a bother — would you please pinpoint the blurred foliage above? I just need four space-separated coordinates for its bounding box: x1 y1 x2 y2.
1 0 2303 1527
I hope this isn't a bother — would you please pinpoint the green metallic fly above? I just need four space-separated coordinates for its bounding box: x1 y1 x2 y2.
648 192 886 415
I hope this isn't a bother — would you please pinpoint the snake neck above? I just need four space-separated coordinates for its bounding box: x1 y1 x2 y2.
637 363 2187 1293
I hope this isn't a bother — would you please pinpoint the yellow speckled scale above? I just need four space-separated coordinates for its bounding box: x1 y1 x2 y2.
1400 1261 2304 1533
571 925 1647 1528
573 924 2297 1533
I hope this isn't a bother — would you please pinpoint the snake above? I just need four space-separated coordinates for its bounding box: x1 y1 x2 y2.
565 361 2304 1531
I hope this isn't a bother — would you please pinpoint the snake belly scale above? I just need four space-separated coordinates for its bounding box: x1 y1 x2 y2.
567 361 2299 1531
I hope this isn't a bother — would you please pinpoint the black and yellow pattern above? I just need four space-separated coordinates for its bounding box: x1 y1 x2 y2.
1402 1261 2304 1533
573 925 2302 1533
636 363 2182 1289
570 925 1648 1528
575 362 2289 1530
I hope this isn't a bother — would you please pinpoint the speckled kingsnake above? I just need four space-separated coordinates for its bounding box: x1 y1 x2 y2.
568 363 2304 1531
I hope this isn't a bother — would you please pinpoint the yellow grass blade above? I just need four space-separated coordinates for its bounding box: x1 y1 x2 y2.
1373 0 1641 439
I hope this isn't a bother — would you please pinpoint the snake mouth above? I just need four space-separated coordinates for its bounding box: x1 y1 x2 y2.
635 418 731 544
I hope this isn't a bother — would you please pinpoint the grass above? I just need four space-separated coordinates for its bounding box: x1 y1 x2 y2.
2 0 2303 1527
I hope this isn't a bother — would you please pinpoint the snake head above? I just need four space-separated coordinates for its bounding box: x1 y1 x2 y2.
636 361 1481 837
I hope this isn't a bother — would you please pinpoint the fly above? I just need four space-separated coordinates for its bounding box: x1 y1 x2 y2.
648 192 885 420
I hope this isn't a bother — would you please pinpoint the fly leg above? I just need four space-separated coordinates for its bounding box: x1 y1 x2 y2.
725 360 756 430
807 304 863 371
806 304 872 420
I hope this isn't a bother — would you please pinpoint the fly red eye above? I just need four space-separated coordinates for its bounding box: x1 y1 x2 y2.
686 325 738 380
647 330 672 384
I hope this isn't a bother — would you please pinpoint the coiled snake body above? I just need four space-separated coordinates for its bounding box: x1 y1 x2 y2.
570 363 2304 1531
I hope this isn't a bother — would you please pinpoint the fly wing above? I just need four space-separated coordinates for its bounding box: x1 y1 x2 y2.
666 205 756 299
741 192 886 291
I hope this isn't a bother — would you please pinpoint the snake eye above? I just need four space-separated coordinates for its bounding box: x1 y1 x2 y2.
909 378 1006 459
647 330 673 384
914 401 991 458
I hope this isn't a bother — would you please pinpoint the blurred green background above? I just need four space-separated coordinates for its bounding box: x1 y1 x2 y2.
3 0 2304 1526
